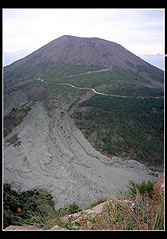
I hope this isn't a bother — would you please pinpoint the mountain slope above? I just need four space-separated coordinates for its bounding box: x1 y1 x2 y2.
4 35 163 88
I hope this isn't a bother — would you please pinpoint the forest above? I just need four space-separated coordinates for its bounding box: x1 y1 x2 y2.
73 95 164 170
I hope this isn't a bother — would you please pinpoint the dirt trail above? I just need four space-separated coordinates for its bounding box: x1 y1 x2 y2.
60 83 164 99
61 66 112 78
4 100 159 210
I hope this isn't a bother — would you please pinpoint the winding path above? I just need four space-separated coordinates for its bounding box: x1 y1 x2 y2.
59 83 164 99
39 66 163 99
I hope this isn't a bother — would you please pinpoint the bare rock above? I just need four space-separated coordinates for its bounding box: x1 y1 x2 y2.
49 225 69 231
155 175 164 190
4 225 42 231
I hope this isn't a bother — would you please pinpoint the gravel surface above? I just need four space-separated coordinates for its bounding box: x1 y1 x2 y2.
4 101 159 210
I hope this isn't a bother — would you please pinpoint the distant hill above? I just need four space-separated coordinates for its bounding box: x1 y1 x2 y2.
4 35 163 89
4 50 32 66
139 54 164 70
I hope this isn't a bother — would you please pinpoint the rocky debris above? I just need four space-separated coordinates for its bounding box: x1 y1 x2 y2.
4 92 28 117
4 101 160 211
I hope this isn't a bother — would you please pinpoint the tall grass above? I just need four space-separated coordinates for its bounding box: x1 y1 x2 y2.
77 182 164 230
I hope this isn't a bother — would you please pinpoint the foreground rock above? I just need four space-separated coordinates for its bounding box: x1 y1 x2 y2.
3 200 136 231
154 175 164 190
4 225 42 231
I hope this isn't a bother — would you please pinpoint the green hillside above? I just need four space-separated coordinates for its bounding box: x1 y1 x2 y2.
73 94 164 171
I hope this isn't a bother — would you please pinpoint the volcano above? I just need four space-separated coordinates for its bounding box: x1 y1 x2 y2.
4 35 163 89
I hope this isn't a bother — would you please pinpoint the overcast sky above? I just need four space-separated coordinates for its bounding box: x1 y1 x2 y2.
3 8 165 56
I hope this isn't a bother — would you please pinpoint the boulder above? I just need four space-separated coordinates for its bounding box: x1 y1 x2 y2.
155 175 164 190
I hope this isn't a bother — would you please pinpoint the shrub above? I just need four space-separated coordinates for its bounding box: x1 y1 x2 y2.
3 184 55 229
128 180 155 198
68 203 80 214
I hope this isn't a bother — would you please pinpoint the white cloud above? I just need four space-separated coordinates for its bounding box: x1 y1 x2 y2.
3 8 165 55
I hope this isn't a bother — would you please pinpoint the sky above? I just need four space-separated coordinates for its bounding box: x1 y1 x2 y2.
3 8 165 57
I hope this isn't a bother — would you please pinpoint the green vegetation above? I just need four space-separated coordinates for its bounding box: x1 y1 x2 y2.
43 64 163 101
3 184 55 228
4 62 105 88
4 63 163 108
73 95 164 168
137 64 164 83
44 62 104 79
104 84 164 97
3 184 82 230
4 104 31 137
68 203 81 214
128 180 155 198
